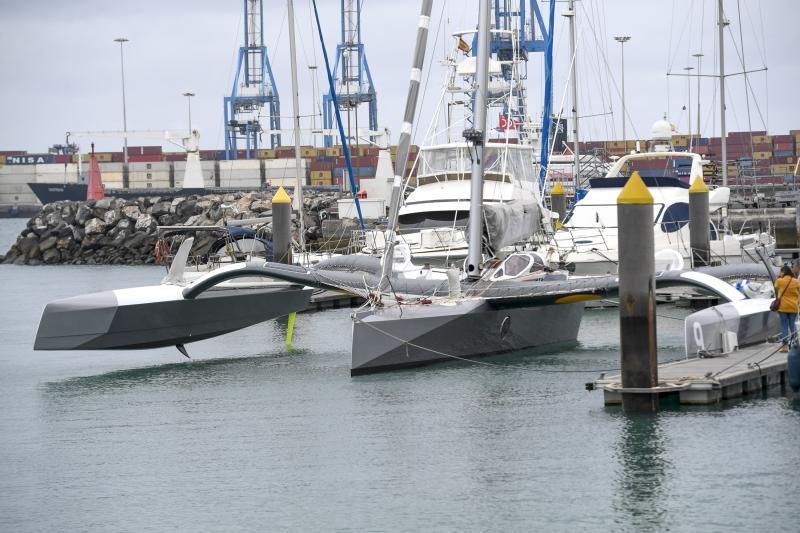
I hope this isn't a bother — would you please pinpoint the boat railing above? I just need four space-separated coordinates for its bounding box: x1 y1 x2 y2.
414 171 512 187
554 225 615 252
352 224 471 255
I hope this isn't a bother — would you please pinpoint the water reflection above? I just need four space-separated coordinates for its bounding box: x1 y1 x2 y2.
41 351 301 399
612 414 671 530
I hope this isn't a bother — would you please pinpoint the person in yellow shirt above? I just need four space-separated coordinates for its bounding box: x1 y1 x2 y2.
774 265 800 352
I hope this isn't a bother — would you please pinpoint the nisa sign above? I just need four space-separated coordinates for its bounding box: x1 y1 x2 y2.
6 154 55 165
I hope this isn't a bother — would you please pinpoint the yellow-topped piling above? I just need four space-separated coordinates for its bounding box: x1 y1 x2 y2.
689 175 710 266
273 186 292 204
616 169 658 413
689 176 709 193
272 186 292 263
617 171 653 204
550 181 567 223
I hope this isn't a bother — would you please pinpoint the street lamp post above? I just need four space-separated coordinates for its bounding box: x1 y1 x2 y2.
614 36 631 148
182 92 195 135
692 53 703 140
114 38 129 165
683 66 694 149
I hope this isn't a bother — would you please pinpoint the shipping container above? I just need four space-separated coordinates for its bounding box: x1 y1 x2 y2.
753 151 771 160
256 149 276 159
5 154 55 165
127 155 162 163
141 146 162 156
771 164 793 174
310 161 333 171
0 155 5 165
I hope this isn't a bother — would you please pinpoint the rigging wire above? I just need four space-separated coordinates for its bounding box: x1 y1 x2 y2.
577 8 640 141
411 0 448 147
736 0 756 159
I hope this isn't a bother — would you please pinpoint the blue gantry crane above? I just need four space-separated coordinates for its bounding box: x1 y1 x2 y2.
322 0 378 148
484 0 551 126
224 0 281 159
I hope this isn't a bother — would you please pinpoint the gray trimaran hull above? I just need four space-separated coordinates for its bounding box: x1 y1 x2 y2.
351 299 585 375
255 259 778 374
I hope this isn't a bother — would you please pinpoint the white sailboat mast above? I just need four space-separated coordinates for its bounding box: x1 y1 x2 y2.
466 0 491 280
287 0 305 249
566 0 580 192
718 0 728 187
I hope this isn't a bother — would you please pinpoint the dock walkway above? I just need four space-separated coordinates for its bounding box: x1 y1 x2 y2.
592 343 788 405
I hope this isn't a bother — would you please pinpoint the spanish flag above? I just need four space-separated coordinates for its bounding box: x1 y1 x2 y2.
457 37 471 54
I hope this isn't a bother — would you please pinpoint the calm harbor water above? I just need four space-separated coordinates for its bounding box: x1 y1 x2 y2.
1 218 798 531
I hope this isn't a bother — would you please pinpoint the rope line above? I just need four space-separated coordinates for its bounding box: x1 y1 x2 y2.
352 313 689 375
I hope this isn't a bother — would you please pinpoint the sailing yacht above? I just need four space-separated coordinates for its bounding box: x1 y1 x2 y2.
359 14 554 265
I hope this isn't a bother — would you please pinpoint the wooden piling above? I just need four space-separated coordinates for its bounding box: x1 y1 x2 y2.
617 171 658 413
272 186 292 264
689 176 710 267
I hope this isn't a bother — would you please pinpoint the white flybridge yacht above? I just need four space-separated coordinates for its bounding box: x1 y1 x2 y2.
359 26 551 265
550 118 777 274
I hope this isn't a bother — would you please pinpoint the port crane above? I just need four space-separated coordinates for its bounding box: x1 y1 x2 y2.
224 0 281 159
322 0 378 147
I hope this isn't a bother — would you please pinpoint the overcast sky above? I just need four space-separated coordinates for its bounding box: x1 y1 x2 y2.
0 0 797 154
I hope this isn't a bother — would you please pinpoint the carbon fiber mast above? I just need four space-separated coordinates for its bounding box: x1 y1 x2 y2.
378 0 434 289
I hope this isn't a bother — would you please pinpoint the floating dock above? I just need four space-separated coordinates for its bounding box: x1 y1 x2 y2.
591 343 788 405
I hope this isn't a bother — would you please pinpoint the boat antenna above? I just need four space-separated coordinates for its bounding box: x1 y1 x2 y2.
378 0 435 290
465 0 490 280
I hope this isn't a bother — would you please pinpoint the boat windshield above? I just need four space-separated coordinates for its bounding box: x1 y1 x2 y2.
398 210 468 231
417 146 535 183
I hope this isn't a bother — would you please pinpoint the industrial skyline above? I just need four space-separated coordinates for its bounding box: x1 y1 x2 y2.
0 0 797 153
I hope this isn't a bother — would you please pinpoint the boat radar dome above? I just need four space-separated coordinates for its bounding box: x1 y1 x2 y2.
651 114 676 141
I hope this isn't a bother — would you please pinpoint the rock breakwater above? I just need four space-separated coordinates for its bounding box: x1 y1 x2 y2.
2 190 346 265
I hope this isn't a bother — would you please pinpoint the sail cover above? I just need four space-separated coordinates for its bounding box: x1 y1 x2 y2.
482 200 540 252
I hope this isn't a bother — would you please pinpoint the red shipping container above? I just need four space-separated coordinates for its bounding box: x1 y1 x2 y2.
128 155 162 163
141 145 163 155
54 154 71 163
310 161 333 171
774 143 795 152
773 135 794 143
